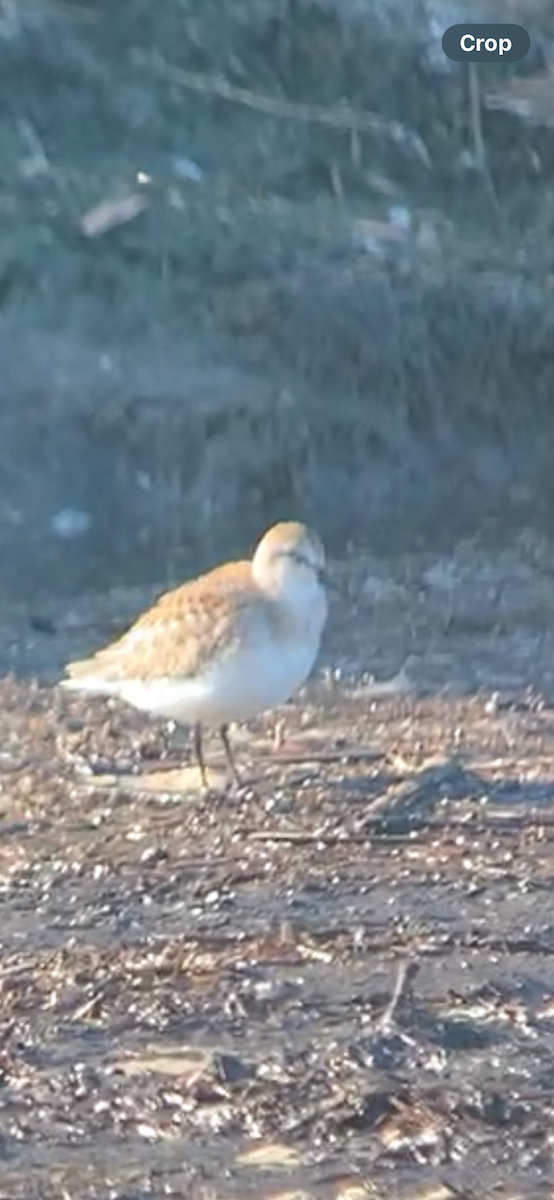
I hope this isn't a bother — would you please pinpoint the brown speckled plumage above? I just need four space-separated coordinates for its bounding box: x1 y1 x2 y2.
66 561 264 682
62 522 327 790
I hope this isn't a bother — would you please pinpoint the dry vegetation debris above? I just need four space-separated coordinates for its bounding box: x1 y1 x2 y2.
0 645 554 1193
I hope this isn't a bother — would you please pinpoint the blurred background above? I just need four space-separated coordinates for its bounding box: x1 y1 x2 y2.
2 0 554 602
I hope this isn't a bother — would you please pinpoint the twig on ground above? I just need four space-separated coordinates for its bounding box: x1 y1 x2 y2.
380 958 419 1030
133 51 431 165
468 62 499 208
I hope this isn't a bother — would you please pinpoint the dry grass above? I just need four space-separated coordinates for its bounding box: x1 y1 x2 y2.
1 0 554 603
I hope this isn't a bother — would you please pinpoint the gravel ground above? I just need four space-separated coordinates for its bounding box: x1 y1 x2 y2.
1 538 554 1195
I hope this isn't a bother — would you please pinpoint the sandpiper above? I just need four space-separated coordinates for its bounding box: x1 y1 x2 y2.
61 521 328 789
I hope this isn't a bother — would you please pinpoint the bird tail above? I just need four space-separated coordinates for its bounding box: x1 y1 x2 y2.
60 655 120 695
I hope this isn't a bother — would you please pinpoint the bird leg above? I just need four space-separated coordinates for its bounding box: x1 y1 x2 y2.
219 724 241 788
193 722 209 791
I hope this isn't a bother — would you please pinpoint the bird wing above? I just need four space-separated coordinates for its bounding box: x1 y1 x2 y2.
64 560 260 683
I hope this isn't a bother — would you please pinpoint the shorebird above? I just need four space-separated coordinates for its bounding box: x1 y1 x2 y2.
61 521 328 790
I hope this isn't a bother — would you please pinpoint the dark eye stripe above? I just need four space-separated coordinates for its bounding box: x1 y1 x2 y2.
278 547 323 572
294 550 324 572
